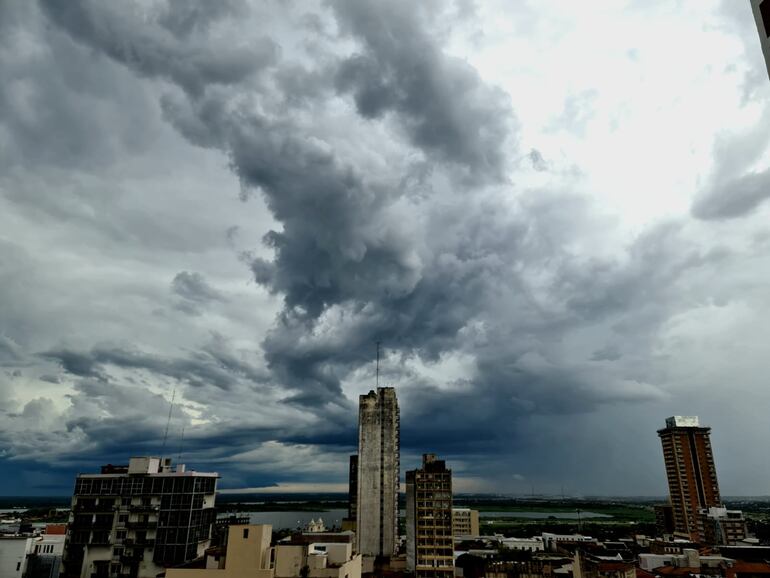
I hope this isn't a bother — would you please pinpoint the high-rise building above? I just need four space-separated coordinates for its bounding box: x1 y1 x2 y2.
63 457 217 578
751 0 770 80
658 417 721 541
406 454 454 578
356 388 400 559
345 455 358 529
654 504 675 536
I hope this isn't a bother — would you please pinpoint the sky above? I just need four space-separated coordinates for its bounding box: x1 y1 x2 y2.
1 0 770 497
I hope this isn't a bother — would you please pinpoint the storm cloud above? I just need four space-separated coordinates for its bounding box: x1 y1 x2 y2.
1 0 770 495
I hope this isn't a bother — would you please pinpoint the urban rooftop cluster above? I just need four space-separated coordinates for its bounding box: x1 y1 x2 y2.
10 387 770 578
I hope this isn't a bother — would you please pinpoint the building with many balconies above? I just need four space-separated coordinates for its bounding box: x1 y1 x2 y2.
63 457 217 578
406 454 454 578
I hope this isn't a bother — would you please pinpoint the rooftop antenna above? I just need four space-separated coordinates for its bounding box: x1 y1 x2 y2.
160 387 176 457
375 341 381 388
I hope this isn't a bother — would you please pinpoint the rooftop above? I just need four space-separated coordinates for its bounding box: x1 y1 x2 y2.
665 416 700 428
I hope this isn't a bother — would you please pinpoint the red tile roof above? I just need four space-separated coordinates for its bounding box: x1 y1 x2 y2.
45 524 67 535
725 562 770 578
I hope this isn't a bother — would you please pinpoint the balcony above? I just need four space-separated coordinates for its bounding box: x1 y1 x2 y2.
124 538 155 548
126 520 156 529
119 552 144 563
129 504 159 513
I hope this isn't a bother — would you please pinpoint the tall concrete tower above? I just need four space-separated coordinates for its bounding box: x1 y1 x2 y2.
658 416 721 541
356 387 400 559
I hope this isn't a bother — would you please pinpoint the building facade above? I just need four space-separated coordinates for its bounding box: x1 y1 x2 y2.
699 507 747 546
406 454 454 578
166 526 361 578
658 416 721 541
64 457 217 578
752 0 770 80
356 388 400 559
22 525 66 578
654 504 675 536
342 455 358 532
451 509 480 538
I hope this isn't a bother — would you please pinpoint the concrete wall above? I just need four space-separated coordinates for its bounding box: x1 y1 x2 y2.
166 525 273 578
275 545 305 578
274 545 360 578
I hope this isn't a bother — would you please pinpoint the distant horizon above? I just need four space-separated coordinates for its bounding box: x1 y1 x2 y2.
5 492 770 500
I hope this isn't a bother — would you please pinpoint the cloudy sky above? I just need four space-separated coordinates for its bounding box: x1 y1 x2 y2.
1 0 770 497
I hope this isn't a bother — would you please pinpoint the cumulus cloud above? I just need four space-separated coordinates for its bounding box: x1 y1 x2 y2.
2 0 770 495
333 0 515 182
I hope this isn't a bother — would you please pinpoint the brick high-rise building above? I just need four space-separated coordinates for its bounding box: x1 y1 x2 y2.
356 388 400 559
658 417 721 541
63 457 217 578
406 454 454 578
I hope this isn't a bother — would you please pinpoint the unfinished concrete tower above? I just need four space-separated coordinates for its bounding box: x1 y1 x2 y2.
356 387 400 559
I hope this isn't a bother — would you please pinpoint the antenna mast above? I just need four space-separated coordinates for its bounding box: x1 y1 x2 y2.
376 341 381 388
177 425 185 464
161 387 176 457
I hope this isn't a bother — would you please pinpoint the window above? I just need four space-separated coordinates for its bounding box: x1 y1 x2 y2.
243 529 249 539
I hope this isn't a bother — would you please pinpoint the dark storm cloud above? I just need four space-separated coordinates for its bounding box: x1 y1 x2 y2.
38 0 277 94
333 0 514 182
42 349 105 380
8 0 765 496
171 271 226 315
158 0 249 38
42 341 268 391
36 0 687 429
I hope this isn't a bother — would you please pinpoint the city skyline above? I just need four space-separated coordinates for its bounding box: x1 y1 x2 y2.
2 0 770 496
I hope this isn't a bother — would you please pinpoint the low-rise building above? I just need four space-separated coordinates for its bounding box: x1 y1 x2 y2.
698 507 747 546
167 526 361 578
574 552 635 578
166 525 273 578
22 525 66 578
638 549 732 574
541 534 596 554
499 538 544 553
648 539 699 556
